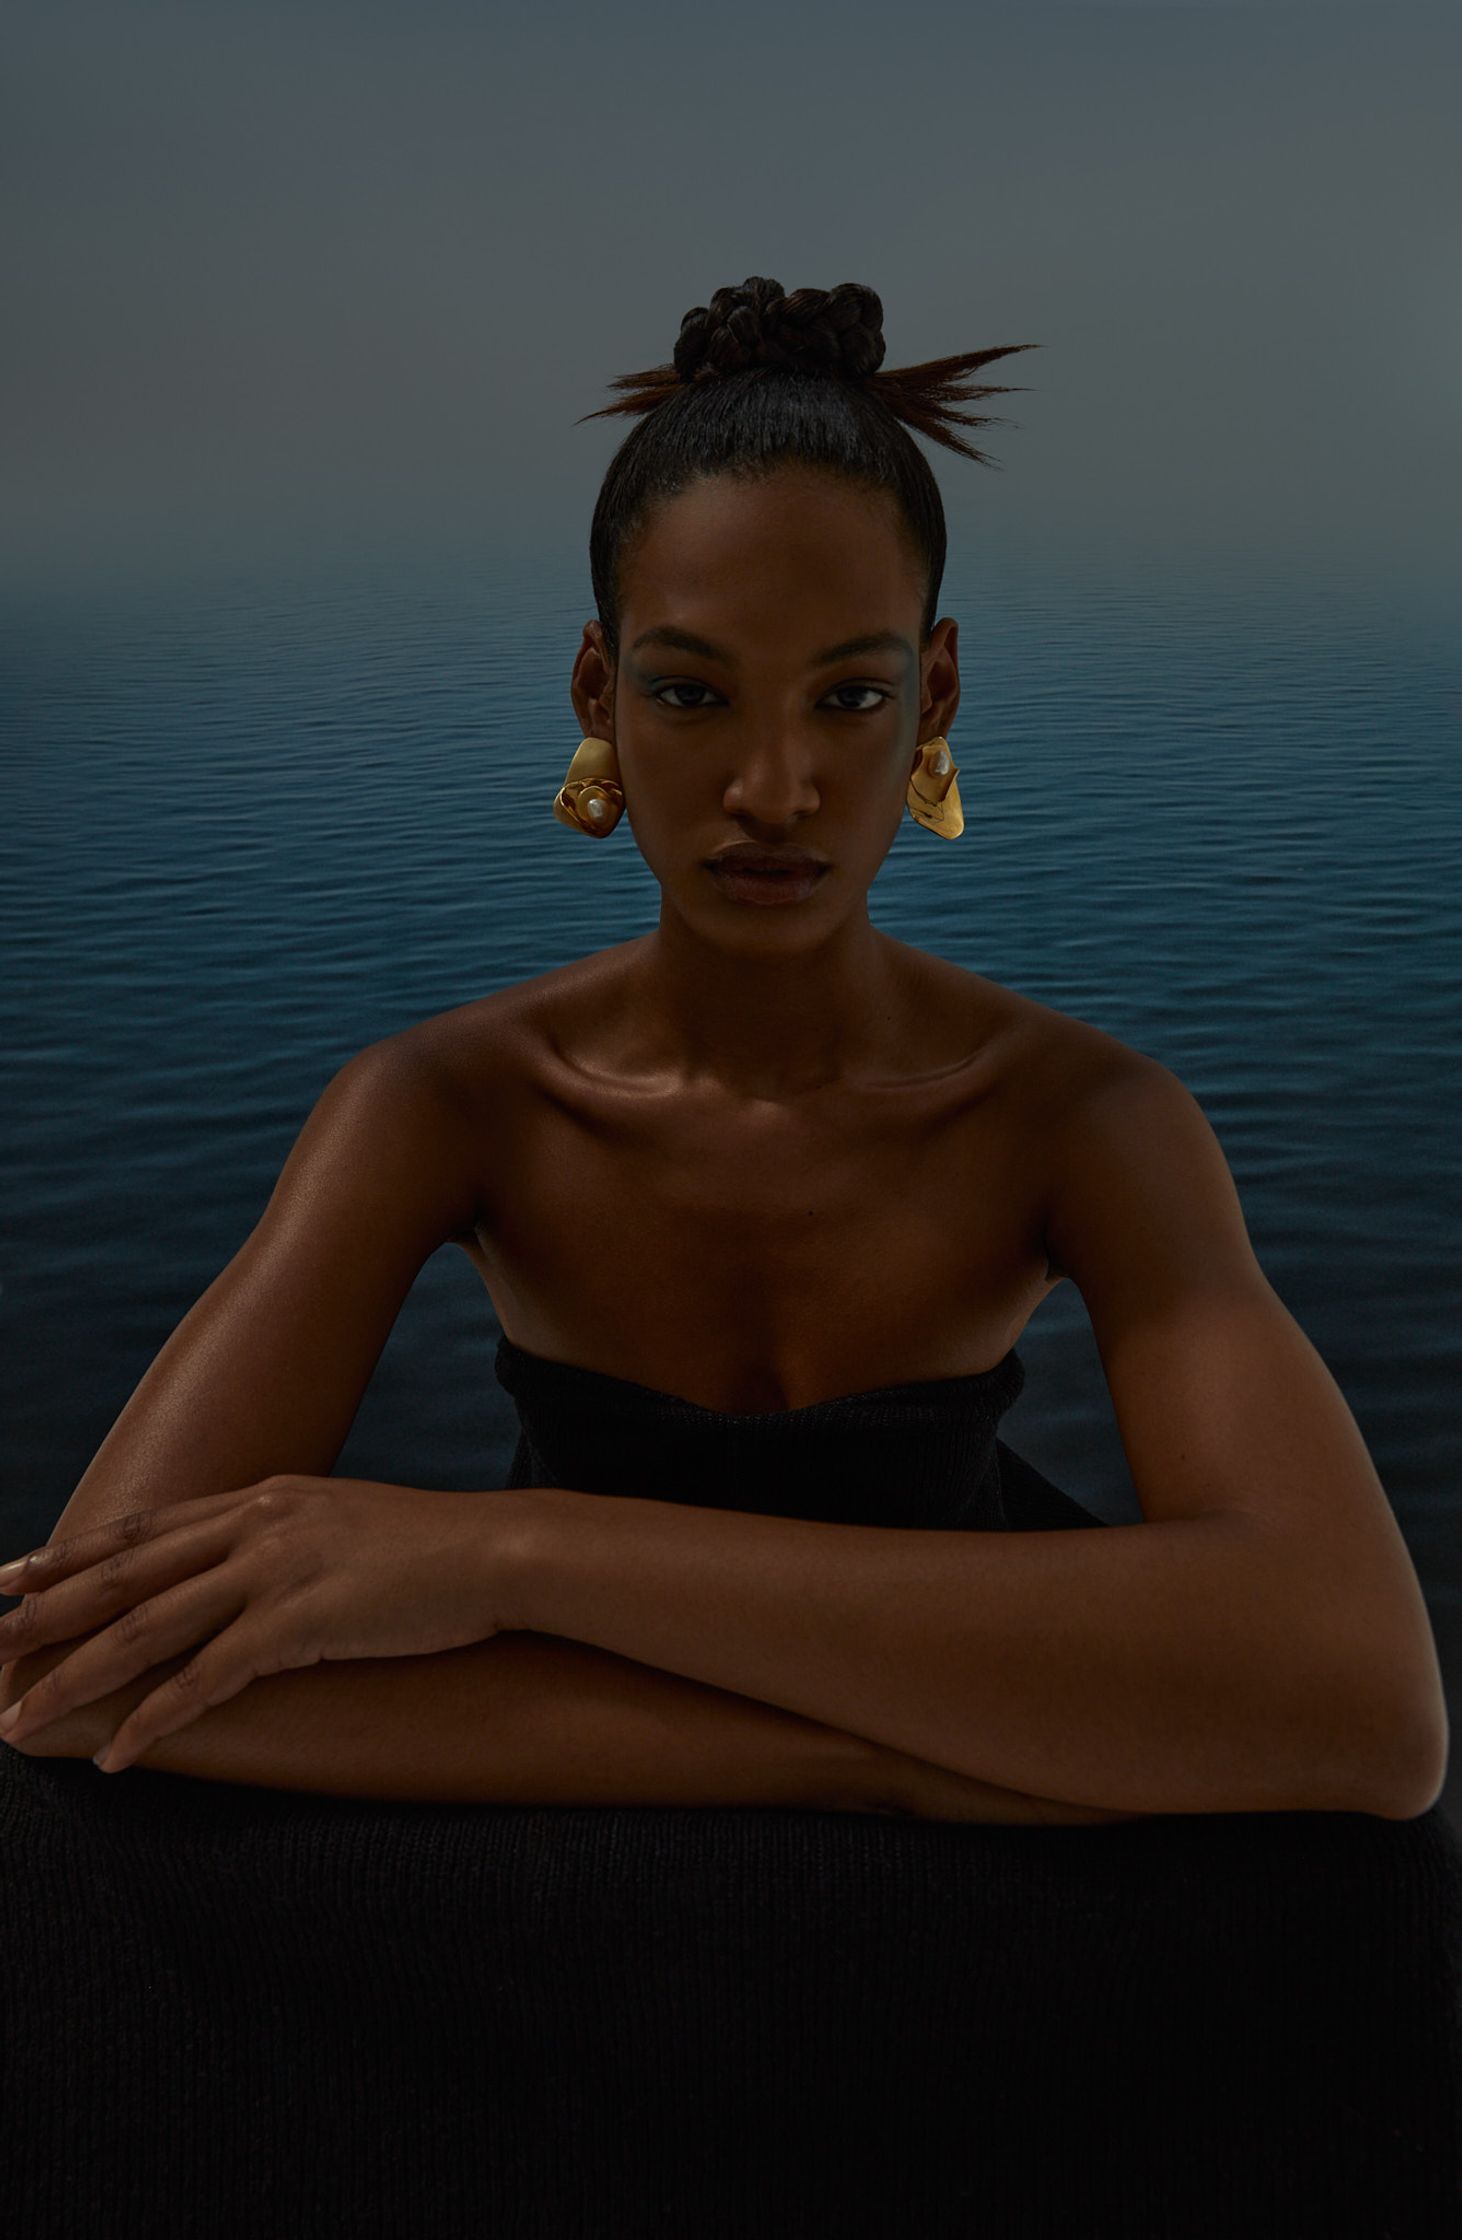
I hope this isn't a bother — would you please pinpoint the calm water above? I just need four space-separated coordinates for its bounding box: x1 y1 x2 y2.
4 535 1459 1817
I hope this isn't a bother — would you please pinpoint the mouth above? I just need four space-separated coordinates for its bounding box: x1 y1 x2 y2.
704 858 831 907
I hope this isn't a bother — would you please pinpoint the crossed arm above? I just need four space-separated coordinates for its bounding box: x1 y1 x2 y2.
3 1050 1445 1823
0 1416 1442 1823
0 1606 1126 1826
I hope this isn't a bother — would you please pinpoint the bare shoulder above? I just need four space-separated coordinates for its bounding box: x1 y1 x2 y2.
1018 1010 1229 1287
915 958 1187 1277
1020 993 1167 1116
921 950 1159 1121
386 941 648 1104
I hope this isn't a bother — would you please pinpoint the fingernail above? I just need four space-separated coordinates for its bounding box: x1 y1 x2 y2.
0 1557 29 1585
0 1703 20 1734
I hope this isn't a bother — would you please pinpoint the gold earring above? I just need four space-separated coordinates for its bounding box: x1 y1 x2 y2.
553 736 625 837
906 736 964 838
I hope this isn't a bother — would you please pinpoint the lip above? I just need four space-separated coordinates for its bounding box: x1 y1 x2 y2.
705 859 831 907
706 844 830 873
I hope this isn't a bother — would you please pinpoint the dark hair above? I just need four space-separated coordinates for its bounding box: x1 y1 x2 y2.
577 276 1040 668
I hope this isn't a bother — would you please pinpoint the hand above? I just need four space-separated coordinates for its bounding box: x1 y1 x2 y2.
0 1477 534 1773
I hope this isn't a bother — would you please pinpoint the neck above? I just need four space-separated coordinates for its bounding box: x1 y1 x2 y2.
625 899 908 1101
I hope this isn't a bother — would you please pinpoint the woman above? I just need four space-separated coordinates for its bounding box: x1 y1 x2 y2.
2 277 1459 2236
0 274 1444 1822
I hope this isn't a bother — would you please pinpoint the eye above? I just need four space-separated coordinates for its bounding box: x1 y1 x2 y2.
826 684 891 713
649 681 719 710
648 682 892 713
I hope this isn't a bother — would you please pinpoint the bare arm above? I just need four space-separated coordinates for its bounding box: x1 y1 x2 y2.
6 1033 1128 1826
44 1038 487 1545
479 1065 1448 1824
1 1630 1131 1823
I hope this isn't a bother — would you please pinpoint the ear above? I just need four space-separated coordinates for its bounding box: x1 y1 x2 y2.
571 624 616 736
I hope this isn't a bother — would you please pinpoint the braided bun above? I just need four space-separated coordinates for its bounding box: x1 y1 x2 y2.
672 276 887 386
583 272 1037 468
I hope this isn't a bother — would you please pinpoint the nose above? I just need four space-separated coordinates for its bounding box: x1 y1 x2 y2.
722 735 821 827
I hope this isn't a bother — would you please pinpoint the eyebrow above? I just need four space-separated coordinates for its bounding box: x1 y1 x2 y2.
628 625 915 669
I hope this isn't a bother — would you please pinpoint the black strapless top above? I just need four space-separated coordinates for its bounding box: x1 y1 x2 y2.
493 1330 1105 1533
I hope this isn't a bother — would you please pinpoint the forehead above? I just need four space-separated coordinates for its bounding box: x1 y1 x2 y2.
623 470 920 627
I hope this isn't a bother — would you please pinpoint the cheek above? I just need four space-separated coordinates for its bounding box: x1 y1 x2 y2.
619 794 688 875
624 763 705 835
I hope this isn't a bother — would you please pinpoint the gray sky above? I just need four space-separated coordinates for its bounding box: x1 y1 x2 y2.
6 1 1458 598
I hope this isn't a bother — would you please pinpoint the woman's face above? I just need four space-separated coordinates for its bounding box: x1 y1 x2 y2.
573 463 960 944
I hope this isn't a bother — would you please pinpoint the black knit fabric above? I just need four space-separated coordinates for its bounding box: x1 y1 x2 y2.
2 1341 1460 2238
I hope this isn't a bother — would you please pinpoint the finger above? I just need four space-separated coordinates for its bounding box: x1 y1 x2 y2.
0 1488 270 1595
0 1571 248 1749
92 1624 271 1773
0 1511 247 1664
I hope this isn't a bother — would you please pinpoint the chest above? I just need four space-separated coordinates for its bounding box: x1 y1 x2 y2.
458 1067 1057 1414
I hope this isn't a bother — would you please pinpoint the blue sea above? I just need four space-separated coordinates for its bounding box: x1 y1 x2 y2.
4 531 1459 1822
